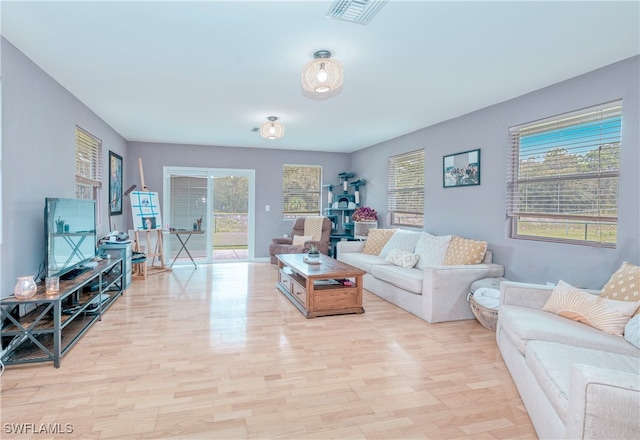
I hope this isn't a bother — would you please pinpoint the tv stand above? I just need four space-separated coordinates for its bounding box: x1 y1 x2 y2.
60 266 91 280
0 258 124 368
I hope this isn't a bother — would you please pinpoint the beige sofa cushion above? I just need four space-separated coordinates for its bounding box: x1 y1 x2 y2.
443 236 487 265
362 229 396 255
499 304 639 357
600 262 640 316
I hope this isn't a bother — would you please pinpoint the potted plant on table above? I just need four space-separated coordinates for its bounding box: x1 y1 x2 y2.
306 245 320 263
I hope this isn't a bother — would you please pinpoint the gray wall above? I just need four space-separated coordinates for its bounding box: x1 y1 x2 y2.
352 56 640 288
1 39 128 297
126 141 350 256
2 34 638 298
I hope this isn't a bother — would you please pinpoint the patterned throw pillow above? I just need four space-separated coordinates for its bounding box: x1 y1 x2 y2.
379 230 422 258
600 262 640 316
414 233 453 269
385 249 420 268
443 236 487 265
362 229 396 255
543 280 640 336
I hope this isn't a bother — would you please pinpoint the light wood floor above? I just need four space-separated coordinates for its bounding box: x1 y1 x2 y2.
1 263 536 439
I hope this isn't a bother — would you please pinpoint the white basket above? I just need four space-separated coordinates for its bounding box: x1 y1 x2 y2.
354 221 377 240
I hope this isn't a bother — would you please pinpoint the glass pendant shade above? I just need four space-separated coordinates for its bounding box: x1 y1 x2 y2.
260 117 284 140
301 50 343 100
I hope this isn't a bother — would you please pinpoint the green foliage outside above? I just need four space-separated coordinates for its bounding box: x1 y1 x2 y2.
517 220 616 244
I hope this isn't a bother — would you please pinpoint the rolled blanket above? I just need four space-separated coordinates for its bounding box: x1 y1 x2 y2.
304 216 324 241
475 287 501 300
473 287 501 309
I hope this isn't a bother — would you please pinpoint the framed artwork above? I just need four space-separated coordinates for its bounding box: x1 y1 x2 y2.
130 191 163 230
109 151 123 215
443 148 481 188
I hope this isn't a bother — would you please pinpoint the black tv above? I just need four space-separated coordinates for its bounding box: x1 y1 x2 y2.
44 198 97 279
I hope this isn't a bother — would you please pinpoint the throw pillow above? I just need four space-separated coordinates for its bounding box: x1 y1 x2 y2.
385 249 420 268
600 262 640 316
414 233 453 269
379 230 422 258
624 315 640 349
543 280 640 336
443 236 488 265
292 235 312 246
362 229 396 255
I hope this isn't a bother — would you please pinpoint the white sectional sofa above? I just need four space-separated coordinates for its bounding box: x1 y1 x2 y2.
497 281 640 439
336 231 504 323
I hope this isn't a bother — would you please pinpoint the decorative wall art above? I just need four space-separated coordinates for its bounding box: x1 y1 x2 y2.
443 149 481 188
130 191 163 230
108 151 123 215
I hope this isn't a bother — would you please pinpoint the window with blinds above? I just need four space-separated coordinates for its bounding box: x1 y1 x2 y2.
507 101 622 247
388 149 424 227
75 127 103 200
282 164 322 219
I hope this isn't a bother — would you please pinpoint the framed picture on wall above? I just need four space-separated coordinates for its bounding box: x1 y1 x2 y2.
109 151 123 215
443 148 481 188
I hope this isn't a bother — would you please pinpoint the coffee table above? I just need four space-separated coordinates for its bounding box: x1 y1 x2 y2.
276 253 365 318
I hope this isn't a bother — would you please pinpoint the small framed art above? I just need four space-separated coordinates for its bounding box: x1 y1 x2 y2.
443 149 480 188
109 151 123 215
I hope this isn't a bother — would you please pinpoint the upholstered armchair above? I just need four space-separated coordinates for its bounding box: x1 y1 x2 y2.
269 217 332 264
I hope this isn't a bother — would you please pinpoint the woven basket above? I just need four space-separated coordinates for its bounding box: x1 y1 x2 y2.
469 293 499 332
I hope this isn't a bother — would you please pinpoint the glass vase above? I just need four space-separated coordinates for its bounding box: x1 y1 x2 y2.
14 276 37 300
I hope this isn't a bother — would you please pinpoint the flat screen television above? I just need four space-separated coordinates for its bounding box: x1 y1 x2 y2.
44 198 97 279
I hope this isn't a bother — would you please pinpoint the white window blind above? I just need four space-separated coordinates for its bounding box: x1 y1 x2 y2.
75 127 102 200
388 149 424 227
282 164 322 219
507 101 622 247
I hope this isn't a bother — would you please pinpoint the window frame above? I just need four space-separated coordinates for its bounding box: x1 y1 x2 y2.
507 101 622 248
388 149 425 227
75 126 103 200
282 164 322 219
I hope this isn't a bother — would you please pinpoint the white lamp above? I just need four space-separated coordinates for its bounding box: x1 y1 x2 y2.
301 50 343 100
260 116 285 140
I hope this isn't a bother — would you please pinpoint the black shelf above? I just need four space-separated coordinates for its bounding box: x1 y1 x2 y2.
1 258 124 368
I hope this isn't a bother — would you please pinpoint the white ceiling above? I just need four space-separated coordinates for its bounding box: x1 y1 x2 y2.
2 1 639 153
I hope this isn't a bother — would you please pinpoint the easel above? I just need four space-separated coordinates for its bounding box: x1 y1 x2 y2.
133 158 170 275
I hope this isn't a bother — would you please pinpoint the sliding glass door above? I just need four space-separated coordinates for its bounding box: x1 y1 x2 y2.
163 167 255 264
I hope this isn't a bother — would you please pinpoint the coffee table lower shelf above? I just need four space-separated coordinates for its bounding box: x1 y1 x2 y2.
276 254 365 318
276 282 364 318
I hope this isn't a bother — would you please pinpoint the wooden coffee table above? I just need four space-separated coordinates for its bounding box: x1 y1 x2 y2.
276 253 365 318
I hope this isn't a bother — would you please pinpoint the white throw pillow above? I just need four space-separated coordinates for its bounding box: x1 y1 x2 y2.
385 249 420 268
543 280 639 336
292 235 312 246
624 314 640 349
379 230 422 258
414 233 452 269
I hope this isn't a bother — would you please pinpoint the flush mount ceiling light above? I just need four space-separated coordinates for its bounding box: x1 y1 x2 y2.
301 50 343 100
260 116 285 140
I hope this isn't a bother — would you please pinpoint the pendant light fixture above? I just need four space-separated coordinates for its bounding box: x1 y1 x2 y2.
301 50 343 100
260 116 285 140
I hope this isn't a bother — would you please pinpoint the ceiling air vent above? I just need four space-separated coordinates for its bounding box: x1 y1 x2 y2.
326 0 388 25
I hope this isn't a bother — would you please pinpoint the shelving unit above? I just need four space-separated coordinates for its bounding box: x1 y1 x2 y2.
324 172 365 256
99 241 132 288
0 258 124 368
